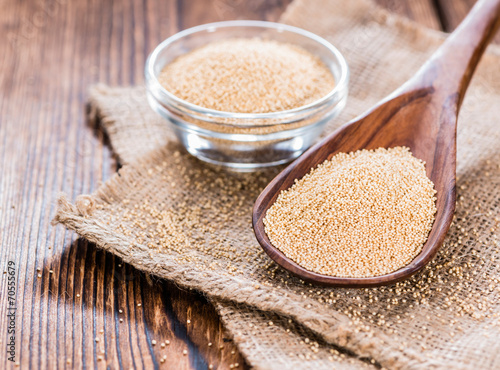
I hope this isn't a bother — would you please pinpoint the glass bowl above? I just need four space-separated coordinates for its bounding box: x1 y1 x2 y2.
145 20 349 171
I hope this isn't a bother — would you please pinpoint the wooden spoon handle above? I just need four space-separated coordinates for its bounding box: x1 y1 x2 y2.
407 0 500 109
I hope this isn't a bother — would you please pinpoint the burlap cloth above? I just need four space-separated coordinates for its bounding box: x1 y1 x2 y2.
53 0 500 368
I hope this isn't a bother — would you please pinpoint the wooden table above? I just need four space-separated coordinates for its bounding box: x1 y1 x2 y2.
0 0 489 368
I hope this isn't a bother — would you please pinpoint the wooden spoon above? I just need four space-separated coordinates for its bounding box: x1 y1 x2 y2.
253 0 500 287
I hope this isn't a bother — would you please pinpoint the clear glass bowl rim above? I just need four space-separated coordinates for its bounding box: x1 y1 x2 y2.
145 20 350 121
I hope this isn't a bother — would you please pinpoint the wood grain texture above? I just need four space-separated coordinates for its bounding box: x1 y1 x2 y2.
375 0 442 29
436 0 500 42
436 0 476 31
0 0 488 368
253 0 500 287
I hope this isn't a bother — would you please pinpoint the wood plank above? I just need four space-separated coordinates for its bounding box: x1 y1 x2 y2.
178 0 294 28
434 0 500 42
375 0 442 30
434 0 474 31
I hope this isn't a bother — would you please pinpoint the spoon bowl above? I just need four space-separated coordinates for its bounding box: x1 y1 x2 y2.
252 0 500 287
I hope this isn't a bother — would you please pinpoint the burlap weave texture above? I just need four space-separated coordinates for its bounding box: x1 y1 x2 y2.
54 0 500 368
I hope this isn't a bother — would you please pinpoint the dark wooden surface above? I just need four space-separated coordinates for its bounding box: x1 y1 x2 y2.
0 0 491 369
